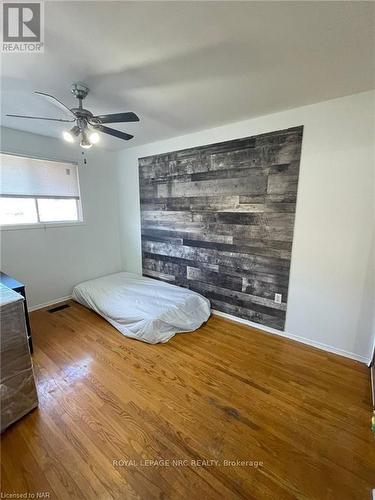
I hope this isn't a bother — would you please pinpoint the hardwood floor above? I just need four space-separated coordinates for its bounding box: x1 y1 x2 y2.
1 301 374 499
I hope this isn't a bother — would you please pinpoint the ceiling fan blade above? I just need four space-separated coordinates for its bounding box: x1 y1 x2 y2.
34 91 76 118
94 112 139 124
95 125 134 141
6 113 75 123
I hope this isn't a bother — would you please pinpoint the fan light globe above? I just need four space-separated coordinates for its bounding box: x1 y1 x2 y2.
80 135 93 149
80 140 93 149
62 130 74 143
89 132 100 144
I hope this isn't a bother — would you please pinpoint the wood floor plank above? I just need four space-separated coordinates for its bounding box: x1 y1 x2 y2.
1 300 373 499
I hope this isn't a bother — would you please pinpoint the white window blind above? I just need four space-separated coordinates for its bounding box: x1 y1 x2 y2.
0 153 79 198
0 152 83 227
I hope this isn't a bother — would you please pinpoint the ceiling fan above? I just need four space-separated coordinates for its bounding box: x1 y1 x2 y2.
6 83 139 149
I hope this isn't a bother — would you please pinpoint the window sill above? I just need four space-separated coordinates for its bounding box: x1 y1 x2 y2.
0 221 86 231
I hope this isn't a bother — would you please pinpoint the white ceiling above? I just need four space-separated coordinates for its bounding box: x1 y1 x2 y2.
1 1 374 150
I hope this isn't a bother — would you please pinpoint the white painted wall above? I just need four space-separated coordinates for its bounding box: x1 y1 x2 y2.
115 90 375 362
0 127 122 308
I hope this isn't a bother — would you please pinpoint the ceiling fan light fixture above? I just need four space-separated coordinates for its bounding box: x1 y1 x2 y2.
63 125 80 143
9 84 139 147
88 131 100 144
70 125 80 136
62 130 75 143
80 132 93 149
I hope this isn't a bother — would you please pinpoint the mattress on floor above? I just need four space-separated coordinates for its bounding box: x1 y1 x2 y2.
72 272 211 344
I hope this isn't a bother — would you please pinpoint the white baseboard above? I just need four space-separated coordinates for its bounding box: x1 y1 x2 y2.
28 295 72 312
211 309 369 364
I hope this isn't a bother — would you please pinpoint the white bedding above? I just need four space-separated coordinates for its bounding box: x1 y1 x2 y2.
72 272 211 344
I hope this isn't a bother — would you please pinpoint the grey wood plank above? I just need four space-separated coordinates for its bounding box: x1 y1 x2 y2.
192 212 296 226
186 266 243 292
157 172 267 198
142 227 234 244
207 223 295 242
143 269 176 282
220 203 296 213
141 210 193 223
141 220 207 232
183 238 291 260
142 235 184 245
140 196 241 212
242 277 289 302
187 279 286 312
143 252 218 273
267 173 299 195
218 266 290 287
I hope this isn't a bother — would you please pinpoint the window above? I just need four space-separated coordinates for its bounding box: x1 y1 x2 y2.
0 153 83 227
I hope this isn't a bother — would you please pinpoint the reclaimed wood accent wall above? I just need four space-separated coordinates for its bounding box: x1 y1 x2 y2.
138 126 303 330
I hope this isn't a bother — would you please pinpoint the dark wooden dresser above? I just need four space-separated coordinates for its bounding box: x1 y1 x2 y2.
0 272 33 353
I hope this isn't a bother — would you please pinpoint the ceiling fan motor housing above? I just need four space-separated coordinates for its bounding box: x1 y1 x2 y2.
71 83 89 101
70 85 102 131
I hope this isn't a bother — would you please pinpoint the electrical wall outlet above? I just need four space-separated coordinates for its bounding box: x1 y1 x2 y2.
274 293 282 304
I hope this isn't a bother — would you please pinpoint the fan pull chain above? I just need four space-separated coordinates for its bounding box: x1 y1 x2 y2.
80 151 87 166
